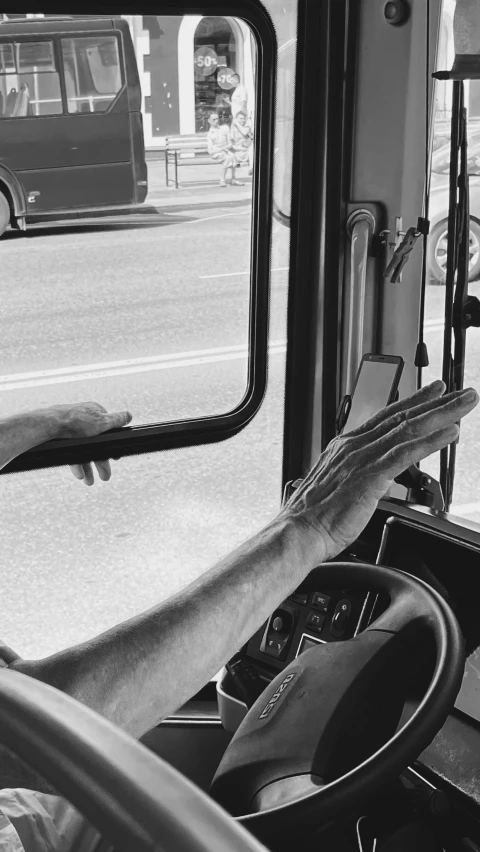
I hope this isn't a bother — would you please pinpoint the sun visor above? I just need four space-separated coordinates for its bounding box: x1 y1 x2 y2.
434 0 480 80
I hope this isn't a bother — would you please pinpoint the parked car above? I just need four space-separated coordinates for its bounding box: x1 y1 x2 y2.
428 130 480 284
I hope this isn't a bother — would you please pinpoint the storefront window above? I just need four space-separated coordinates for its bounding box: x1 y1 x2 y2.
194 16 238 131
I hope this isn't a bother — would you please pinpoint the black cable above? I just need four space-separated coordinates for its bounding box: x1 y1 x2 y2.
446 89 470 509
440 80 461 503
415 0 431 382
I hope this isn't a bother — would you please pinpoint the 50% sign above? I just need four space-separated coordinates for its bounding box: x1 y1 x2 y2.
194 47 218 76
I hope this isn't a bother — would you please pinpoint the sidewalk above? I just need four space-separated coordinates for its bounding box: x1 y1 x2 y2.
144 158 252 210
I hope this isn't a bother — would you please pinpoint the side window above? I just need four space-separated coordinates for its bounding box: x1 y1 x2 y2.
431 134 480 176
0 40 62 117
423 0 480 517
61 36 122 114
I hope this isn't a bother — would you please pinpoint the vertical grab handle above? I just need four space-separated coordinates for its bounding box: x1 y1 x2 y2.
342 209 376 396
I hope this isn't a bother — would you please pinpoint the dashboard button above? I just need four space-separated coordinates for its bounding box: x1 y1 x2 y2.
306 611 326 633
290 592 309 606
312 592 331 612
331 599 352 637
264 638 288 658
272 616 284 632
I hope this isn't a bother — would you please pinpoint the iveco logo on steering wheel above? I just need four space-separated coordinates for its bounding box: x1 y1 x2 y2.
258 672 296 719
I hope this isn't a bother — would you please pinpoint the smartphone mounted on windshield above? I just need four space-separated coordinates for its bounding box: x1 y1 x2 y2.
336 353 404 435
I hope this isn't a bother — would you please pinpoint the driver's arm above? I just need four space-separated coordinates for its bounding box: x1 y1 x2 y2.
9 382 478 740
0 402 132 793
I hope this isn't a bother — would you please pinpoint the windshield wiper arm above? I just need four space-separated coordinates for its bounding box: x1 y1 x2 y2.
436 80 469 510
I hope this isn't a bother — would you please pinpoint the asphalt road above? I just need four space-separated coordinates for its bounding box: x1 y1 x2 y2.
2 205 480 667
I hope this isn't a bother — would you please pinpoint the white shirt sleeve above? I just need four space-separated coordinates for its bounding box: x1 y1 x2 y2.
0 807 24 852
230 85 248 116
0 789 101 852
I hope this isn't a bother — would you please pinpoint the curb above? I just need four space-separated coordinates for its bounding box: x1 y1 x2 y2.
145 193 252 209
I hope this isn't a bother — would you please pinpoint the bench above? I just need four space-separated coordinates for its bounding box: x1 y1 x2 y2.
164 133 212 189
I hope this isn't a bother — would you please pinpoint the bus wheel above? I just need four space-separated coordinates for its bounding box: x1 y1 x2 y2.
428 218 480 284
0 192 11 238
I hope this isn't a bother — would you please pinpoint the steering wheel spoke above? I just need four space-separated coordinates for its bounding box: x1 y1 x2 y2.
366 580 441 639
211 627 409 816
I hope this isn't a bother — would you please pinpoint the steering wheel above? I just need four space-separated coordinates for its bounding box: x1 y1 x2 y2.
0 562 463 852
0 666 268 852
210 562 465 845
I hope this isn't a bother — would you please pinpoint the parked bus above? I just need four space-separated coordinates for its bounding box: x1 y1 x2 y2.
0 15 147 236
4 3 480 852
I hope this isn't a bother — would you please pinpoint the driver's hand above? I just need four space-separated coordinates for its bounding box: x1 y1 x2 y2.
44 401 132 487
0 641 22 668
282 380 479 562
47 401 132 439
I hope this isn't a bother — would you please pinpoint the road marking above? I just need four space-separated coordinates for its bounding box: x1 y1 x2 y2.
450 502 480 516
198 266 288 279
279 37 296 53
0 341 286 391
164 208 251 225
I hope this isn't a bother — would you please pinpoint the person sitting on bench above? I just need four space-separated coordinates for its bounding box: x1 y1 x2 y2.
229 111 254 176
206 113 244 188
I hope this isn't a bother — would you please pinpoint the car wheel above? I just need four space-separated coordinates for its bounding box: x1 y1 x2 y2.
0 191 10 238
428 218 480 284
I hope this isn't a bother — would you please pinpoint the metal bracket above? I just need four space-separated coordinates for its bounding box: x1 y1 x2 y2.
458 294 480 328
394 465 444 512
384 222 420 283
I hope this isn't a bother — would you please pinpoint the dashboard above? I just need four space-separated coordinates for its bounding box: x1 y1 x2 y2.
218 499 480 732
245 580 371 672
212 497 480 844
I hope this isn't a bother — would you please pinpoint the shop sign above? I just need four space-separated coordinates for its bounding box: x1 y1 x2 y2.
194 46 218 76
217 67 236 90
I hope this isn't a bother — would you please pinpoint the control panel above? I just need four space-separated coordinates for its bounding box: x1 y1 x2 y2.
245 586 370 674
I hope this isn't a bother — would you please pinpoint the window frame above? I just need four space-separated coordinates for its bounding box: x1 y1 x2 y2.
0 41 15 73
282 0 357 484
0 30 127 118
60 31 125 115
16 39 57 73
0 36 64 117
2 1 276 475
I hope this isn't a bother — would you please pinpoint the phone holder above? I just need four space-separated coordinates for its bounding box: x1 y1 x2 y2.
394 466 444 511
335 390 400 435
335 395 352 434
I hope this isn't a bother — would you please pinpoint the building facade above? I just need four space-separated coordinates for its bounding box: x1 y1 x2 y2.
126 15 255 147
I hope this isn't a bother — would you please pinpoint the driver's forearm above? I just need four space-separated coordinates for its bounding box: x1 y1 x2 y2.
0 410 58 472
12 515 322 738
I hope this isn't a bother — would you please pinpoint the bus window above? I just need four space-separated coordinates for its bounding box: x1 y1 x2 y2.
62 36 122 114
0 42 15 73
0 39 62 117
